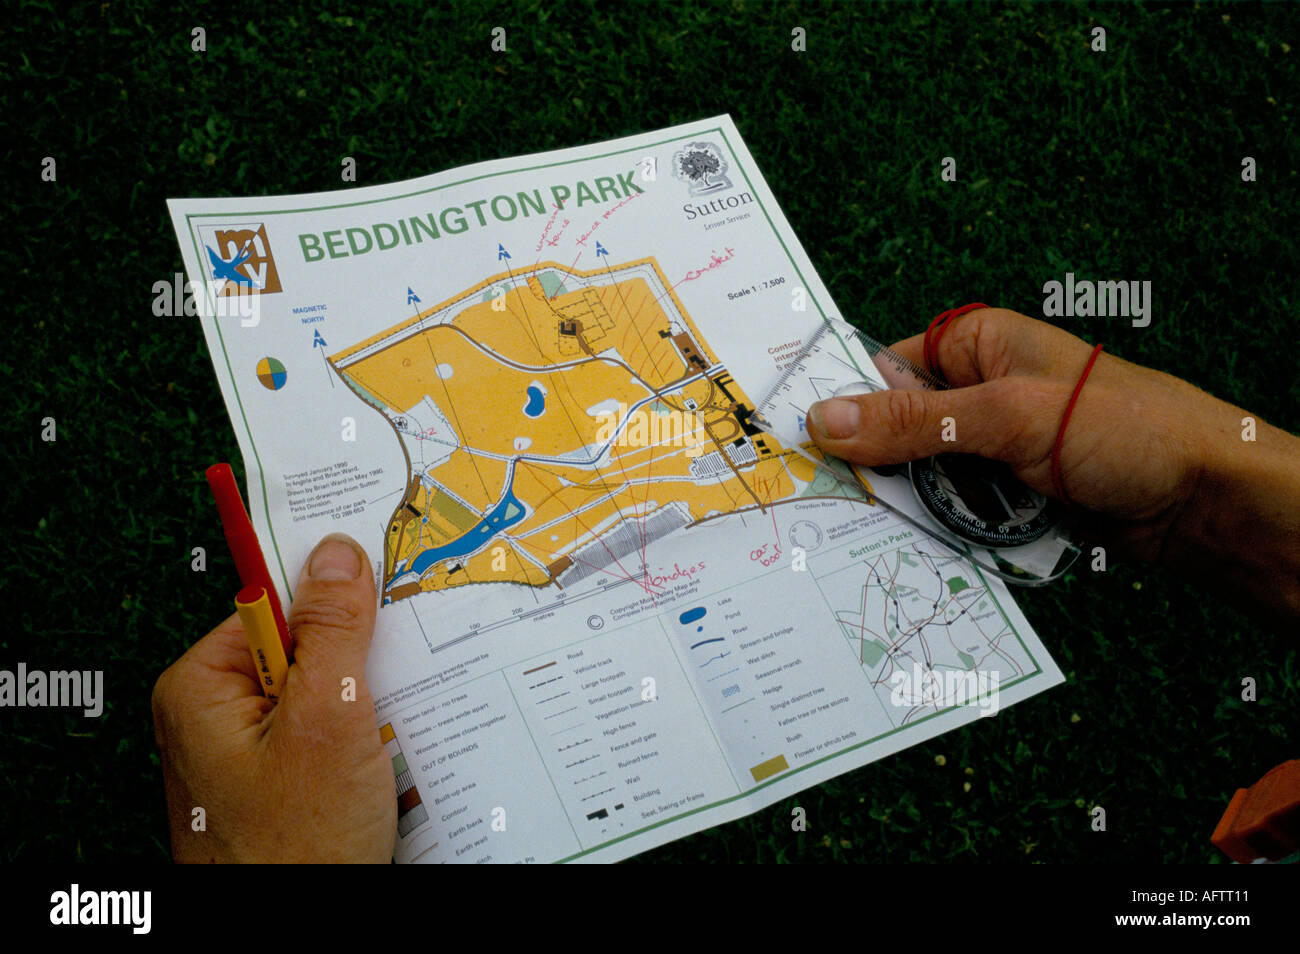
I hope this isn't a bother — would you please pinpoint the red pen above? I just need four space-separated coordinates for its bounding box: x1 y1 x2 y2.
206 463 293 659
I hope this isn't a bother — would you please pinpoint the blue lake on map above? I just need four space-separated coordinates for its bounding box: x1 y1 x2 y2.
391 479 527 582
523 384 546 418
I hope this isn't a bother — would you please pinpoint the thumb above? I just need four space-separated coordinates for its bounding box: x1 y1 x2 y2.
807 378 1040 468
284 533 377 699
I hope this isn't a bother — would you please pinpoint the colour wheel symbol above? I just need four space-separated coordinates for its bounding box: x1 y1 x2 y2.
256 356 287 391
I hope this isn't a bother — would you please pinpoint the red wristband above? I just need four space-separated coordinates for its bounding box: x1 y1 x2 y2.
924 303 990 381
1050 343 1104 507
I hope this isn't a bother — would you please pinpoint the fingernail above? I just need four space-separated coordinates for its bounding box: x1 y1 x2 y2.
308 534 363 581
809 399 860 439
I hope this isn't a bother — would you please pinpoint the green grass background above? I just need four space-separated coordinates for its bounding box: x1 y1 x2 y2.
2 0 1296 863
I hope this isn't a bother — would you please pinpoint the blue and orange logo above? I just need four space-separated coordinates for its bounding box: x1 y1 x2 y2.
200 223 283 296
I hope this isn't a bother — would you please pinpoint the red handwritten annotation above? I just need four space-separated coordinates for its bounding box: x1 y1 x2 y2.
678 247 736 285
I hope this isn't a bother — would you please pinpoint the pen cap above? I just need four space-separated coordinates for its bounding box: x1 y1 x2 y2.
206 462 249 531
235 584 267 609
234 584 289 701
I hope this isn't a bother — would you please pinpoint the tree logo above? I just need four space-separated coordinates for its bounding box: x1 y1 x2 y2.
671 141 732 196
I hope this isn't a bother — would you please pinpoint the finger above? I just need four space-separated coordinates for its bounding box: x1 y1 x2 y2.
806 377 1056 470
890 308 1001 388
151 613 271 756
284 533 377 702
881 332 940 385
195 613 261 675
869 331 940 390
164 612 264 702
887 307 1066 389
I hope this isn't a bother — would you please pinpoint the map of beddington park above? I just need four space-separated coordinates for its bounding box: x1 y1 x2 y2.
329 256 815 603
174 117 1064 864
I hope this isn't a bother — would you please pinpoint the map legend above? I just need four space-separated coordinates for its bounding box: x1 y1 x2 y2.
380 722 429 838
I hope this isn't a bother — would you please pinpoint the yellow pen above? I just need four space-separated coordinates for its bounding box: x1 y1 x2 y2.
235 585 289 701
